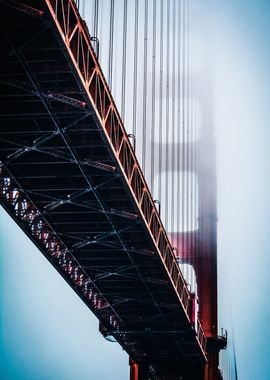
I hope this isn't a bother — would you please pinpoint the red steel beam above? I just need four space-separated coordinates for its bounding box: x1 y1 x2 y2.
44 0 207 358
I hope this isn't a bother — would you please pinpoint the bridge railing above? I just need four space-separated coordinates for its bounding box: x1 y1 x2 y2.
0 162 125 336
197 318 207 353
43 0 207 356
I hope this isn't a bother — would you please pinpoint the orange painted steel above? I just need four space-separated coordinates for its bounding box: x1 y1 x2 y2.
129 359 139 380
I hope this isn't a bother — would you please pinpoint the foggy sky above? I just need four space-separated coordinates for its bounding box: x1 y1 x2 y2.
1 1 270 379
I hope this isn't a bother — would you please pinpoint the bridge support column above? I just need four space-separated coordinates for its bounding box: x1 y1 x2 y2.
170 223 226 380
129 359 139 380
129 359 205 380
204 352 219 380
129 359 148 380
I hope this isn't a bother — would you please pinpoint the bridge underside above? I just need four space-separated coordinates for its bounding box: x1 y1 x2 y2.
0 1 207 378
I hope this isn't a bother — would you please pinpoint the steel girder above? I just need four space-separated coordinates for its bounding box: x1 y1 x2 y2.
0 0 207 366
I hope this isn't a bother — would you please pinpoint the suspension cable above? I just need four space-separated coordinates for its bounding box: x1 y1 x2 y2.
182 0 186 237
164 0 170 229
150 0 157 193
158 0 164 205
121 0 128 123
93 0 99 37
142 0 148 174
186 0 190 265
176 0 181 236
171 0 176 234
108 0 115 90
187 0 192 286
132 0 139 137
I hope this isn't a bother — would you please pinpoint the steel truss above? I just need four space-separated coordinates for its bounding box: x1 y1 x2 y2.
0 0 207 367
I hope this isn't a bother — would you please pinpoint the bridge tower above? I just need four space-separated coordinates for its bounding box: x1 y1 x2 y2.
170 8 227 380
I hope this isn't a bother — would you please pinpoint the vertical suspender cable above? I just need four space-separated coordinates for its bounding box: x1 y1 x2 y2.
191 0 196 261
190 0 194 264
184 0 188 283
93 0 99 37
158 0 164 205
142 0 148 173
91 0 99 58
182 0 188 280
186 0 189 257
195 4 199 263
190 1 194 285
186 0 190 278
187 0 192 285
132 0 139 136
121 0 128 123
164 0 170 229
189 0 193 287
171 0 176 233
176 0 181 236
182 0 186 237
108 0 115 90
150 0 157 193
186 0 189 250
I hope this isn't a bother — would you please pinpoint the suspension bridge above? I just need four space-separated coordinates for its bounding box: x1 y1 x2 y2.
0 1 229 379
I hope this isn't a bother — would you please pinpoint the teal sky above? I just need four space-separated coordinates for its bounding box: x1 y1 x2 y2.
0 207 128 380
213 0 270 378
1 1 270 379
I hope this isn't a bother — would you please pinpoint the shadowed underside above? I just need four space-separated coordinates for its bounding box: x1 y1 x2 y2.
0 1 207 377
